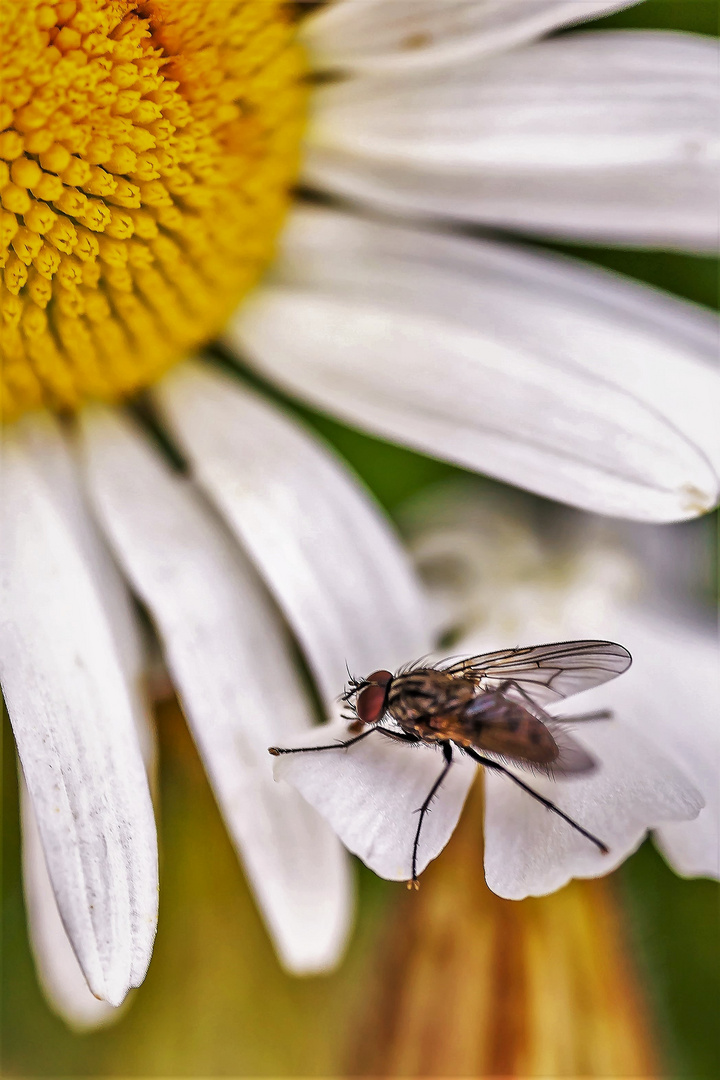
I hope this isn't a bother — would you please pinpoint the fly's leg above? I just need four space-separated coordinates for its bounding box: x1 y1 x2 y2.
497 679 613 725
560 710 612 723
409 741 454 890
465 747 609 855
268 726 378 756
377 729 422 744
268 726 421 757
495 678 558 723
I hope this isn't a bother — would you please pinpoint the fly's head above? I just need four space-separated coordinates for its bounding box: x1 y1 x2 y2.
342 669 394 728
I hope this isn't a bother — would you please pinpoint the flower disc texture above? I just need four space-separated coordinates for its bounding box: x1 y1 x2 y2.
0 0 306 420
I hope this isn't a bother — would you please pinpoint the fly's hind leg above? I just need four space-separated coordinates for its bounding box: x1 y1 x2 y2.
410 741 454 889
497 679 612 725
559 709 612 723
465 747 609 855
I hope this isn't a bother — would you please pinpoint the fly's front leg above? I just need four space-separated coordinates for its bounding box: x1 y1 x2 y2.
268 726 379 757
268 724 421 758
376 729 422 744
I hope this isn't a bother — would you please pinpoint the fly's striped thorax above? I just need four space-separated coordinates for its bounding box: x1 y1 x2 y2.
387 669 477 728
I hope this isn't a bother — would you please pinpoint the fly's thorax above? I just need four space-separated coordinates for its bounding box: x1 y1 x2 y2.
387 669 476 729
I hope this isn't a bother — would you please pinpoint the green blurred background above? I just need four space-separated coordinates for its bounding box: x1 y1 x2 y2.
2 2 718 1076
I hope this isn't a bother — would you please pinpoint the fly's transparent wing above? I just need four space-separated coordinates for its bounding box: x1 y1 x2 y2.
442 640 631 709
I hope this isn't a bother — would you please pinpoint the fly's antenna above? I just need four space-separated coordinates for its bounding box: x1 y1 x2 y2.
340 669 369 704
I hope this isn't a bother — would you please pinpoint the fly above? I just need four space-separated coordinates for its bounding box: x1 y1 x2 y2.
269 639 632 886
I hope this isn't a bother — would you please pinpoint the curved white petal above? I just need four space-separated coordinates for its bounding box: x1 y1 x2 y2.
508 601 720 883
9 415 156 1025
12 413 156 765
272 721 477 880
152 361 429 707
304 0 639 76
657 805 720 881
20 783 119 1030
483 718 702 900
79 407 352 974
610 609 720 880
231 207 719 523
0 425 158 1007
306 31 719 250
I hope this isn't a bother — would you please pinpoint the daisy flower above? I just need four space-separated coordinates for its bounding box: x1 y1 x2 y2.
0 0 717 1027
275 484 717 898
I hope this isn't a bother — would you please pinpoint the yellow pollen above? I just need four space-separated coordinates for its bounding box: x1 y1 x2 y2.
0 0 307 421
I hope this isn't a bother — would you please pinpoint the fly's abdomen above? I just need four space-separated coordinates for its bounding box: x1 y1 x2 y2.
463 692 559 765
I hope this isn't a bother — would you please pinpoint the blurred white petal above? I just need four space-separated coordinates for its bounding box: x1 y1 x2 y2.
608 610 720 880
306 31 719 250
79 406 352 974
658 804 720 881
153 361 429 706
20 783 119 1031
272 722 477 880
10 415 156 1025
483 719 703 900
0 426 158 1007
304 0 639 76
231 207 719 522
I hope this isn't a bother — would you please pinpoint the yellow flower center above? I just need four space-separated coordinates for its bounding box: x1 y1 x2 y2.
0 0 307 422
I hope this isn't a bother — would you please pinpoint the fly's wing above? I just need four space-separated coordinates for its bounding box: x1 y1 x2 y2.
443 640 631 710
463 694 597 776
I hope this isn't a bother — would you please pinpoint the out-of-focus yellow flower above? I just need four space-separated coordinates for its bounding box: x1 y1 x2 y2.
346 784 657 1078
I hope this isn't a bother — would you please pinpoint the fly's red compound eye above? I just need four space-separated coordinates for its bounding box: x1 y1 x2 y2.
356 670 392 725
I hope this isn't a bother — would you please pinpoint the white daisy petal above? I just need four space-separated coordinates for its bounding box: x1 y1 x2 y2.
483 719 703 900
658 803 720 881
0 429 158 1007
20 782 118 1030
509 599 720 883
9 415 156 1024
272 721 477 881
231 207 719 523
11 413 156 766
610 610 720 880
306 31 719 250
153 361 429 707
304 0 640 76
79 406 352 974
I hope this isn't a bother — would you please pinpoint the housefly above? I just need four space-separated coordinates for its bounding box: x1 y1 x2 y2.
269 639 631 886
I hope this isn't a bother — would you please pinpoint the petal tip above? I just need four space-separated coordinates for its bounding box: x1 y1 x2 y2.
680 482 720 520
